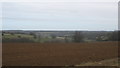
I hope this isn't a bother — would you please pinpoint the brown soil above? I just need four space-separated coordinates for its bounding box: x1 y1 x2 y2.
2 41 118 66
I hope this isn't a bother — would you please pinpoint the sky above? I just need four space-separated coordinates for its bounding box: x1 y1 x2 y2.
1 0 119 31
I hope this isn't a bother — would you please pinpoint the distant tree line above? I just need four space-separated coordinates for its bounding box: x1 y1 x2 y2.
72 31 120 42
2 31 120 43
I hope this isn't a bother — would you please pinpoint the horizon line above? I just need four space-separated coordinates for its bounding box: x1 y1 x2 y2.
1 29 118 31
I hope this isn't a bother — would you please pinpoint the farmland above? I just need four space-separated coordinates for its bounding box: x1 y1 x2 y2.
2 41 118 66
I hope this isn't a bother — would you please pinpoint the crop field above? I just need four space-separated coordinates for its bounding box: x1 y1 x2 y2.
2 41 118 66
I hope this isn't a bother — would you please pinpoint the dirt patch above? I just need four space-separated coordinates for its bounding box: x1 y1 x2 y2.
2 41 118 66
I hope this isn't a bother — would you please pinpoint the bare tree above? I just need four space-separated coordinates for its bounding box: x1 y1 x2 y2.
73 31 83 42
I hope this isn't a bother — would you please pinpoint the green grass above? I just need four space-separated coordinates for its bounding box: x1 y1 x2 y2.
3 34 34 39
2 33 36 42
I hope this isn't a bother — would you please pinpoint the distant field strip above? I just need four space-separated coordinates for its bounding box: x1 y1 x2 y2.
2 41 118 66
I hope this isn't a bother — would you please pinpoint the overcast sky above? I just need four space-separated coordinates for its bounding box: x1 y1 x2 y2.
1 0 118 31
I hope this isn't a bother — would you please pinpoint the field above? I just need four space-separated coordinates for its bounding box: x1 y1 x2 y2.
2 41 118 66
3 33 34 39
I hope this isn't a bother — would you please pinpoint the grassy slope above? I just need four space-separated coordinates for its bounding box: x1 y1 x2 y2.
76 58 119 66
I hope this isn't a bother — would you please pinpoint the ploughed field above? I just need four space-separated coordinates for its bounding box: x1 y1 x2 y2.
2 41 118 66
